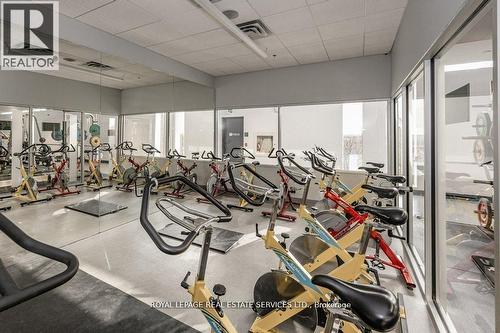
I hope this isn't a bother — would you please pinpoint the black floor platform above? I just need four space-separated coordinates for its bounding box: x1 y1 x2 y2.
65 199 127 217
0 266 199 333
159 223 244 253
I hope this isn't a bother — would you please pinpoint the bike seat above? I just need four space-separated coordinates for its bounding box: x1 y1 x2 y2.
251 161 260 166
311 275 399 332
359 166 380 174
376 174 406 185
354 205 408 226
361 184 398 199
367 162 384 168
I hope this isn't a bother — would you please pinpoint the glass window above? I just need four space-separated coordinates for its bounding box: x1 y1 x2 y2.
408 73 425 269
394 94 406 209
435 9 494 333
280 101 388 170
217 108 278 164
169 110 214 157
123 113 167 157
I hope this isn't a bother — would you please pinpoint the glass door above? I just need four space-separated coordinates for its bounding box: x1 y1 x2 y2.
408 73 426 271
434 7 495 333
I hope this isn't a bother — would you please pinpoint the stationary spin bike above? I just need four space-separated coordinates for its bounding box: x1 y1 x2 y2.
141 175 402 333
42 144 81 197
164 149 198 199
226 147 259 212
262 147 298 222
109 141 131 184
13 144 53 206
227 163 402 333
85 144 112 191
196 151 230 204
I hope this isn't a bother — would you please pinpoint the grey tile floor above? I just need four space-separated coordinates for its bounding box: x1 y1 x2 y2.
1 188 436 333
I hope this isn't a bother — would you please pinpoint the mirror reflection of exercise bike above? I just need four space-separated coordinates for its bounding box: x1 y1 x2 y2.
41 144 81 197
196 151 230 204
13 144 53 206
116 142 148 193
109 141 131 184
141 175 402 333
164 149 198 199
85 143 112 191
226 147 259 213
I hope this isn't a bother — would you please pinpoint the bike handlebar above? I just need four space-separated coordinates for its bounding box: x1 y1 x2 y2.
230 147 255 160
142 144 160 155
305 151 335 176
315 146 337 165
0 146 8 158
13 144 51 158
140 176 232 255
99 143 111 152
0 213 79 311
277 154 313 185
171 149 186 159
227 163 277 206
268 147 288 159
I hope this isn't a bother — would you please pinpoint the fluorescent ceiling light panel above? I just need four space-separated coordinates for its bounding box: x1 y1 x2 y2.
444 61 493 72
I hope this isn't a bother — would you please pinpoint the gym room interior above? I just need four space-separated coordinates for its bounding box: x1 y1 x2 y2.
0 1 499 333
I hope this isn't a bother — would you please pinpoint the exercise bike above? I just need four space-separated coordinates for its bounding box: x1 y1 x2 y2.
13 144 53 206
261 147 297 222
304 151 416 289
196 151 230 204
140 176 402 333
116 143 150 193
165 149 198 199
85 144 112 191
474 160 494 232
42 144 81 197
227 163 402 332
0 213 78 311
108 141 132 184
226 147 259 212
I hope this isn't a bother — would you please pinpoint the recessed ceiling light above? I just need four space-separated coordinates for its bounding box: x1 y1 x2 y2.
223 10 239 20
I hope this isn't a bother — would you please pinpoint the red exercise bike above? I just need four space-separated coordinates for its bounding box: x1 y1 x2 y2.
42 144 81 197
196 151 230 204
164 149 198 199
261 148 297 222
305 151 416 289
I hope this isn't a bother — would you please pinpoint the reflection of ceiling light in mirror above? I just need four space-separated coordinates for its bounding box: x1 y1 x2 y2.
444 61 493 72
33 108 47 112
0 112 12 115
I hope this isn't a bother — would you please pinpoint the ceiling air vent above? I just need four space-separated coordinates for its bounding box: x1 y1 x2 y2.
82 61 113 71
237 20 271 40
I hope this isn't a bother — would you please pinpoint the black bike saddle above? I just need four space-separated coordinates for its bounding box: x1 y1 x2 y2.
361 184 398 199
312 275 399 332
354 205 408 226
376 174 407 185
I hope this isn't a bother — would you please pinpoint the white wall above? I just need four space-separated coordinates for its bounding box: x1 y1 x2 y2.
391 0 468 93
0 71 121 114
215 55 392 108
121 81 214 114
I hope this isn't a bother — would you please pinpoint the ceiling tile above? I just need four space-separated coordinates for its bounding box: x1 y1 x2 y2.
310 0 365 26
306 0 329 4
214 0 260 25
60 41 101 61
193 29 238 49
206 43 254 58
160 9 221 36
116 21 190 47
128 0 198 18
364 8 405 32
364 29 398 48
60 0 114 18
230 53 269 67
149 36 202 56
318 17 364 41
263 7 315 34
247 0 307 17
366 0 407 15
364 43 391 56
192 58 246 75
278 28 322 47
264 48 299 68
171 50 225 66
288 42 329 64
78 0 160 34
324 34 364 60
255 35 286 53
